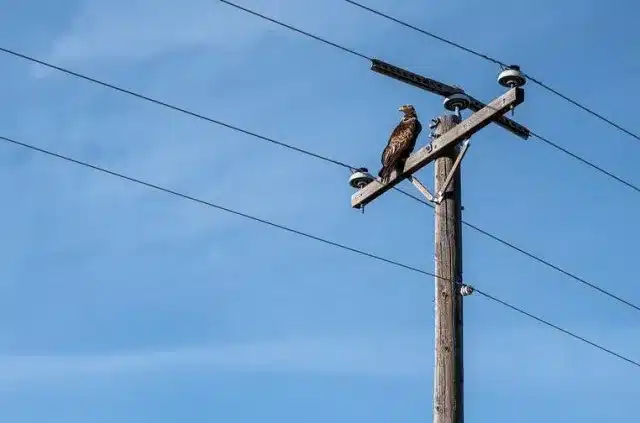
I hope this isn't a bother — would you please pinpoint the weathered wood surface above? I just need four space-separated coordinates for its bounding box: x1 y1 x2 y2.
433 114 464 423
351 87 524 208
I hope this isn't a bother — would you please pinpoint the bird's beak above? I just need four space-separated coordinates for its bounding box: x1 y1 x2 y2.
398 107 404 112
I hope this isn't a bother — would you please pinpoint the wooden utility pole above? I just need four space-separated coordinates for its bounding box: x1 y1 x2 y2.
348 59 528 423
432 114 464 423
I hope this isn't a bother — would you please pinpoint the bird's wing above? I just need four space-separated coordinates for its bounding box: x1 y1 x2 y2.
381 119 419 166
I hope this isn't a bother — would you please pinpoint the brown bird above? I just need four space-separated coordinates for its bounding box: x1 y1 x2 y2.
378 104 422 184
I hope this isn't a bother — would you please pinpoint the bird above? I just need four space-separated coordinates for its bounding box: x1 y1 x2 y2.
378 104 422 184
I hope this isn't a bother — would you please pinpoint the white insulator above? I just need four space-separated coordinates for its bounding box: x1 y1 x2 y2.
443 93 471 112
349 168 374 189
498 66 527 88
460 284 474 296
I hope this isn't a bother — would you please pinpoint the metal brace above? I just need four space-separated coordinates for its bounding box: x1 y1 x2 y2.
407 175 438 205
406 139 471 205
433 138 471 203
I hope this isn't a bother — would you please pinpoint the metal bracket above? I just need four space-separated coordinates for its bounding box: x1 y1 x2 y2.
433 139 471 203
407 175 437 205
406 139 471 205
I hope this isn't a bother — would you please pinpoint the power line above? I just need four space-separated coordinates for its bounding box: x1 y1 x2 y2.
532 131 640 194
396 185 640 313
0 49 428 214
343 0 640 142
1 42 638 312
476 289 640 368
214 1 640 198
0 134 426 277
1 5 637 196
2 132 639 370
220 1 640 312
0 47 452 227
0 46 354 171
218 0 370 61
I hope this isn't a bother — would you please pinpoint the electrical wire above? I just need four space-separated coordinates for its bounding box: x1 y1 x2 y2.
1 132 639 369
475 289 640 368
218 0 371 61
212 2 640 308
397 189 640 312
343 0 640 142
1 6 638 197
0 134 427 277
532 131 640 194
0 41 637 312
0 46 354 171
214 1 640 197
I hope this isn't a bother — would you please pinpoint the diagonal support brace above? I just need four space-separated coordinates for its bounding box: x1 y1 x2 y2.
406 139 470 205
408 175 437 205
434 138 470 203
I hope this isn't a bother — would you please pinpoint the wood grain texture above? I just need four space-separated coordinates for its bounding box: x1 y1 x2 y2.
433 114 464 423
351 87 524 208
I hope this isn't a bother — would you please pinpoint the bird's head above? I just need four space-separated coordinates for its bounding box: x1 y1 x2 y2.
398 104 417 118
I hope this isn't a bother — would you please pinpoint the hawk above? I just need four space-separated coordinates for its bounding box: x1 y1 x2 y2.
378 104 422 184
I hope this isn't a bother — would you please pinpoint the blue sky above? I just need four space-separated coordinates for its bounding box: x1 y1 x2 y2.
0 0 638 421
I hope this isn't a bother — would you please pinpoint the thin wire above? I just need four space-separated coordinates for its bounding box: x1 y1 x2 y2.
1 7 637 195
2 132 639 370
211 1 640 309
1 42 637 313
394 184 640 313
219 0 371 61
475 289 640 368
344 0 504 66
532 131 640 194
0 48 447 228
343 0 640 142
0 46 354 171
215 2 640 197
0 134 429 278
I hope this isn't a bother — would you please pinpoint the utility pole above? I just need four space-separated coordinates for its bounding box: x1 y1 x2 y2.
432 114 464 423
347 60 529 423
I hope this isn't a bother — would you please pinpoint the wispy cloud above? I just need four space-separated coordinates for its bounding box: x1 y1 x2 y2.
1 325 638 396
41 0 266 64
30 0 394 78
464 323 640 395
0 332 431 386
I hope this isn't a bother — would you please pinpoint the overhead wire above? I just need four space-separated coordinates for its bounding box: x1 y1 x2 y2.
475 289 640 368
0 134 426 277
1 132 639 369
215 0 640 312
0 47 354 170
215 0 640 195
533 131 640 194
2 7 638 196
2 0 639 373
396 183 640 313
218 0 371 61
343 0 640 142
0 27 638 312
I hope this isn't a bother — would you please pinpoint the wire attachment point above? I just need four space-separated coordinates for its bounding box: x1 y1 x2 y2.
459 284 474 296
